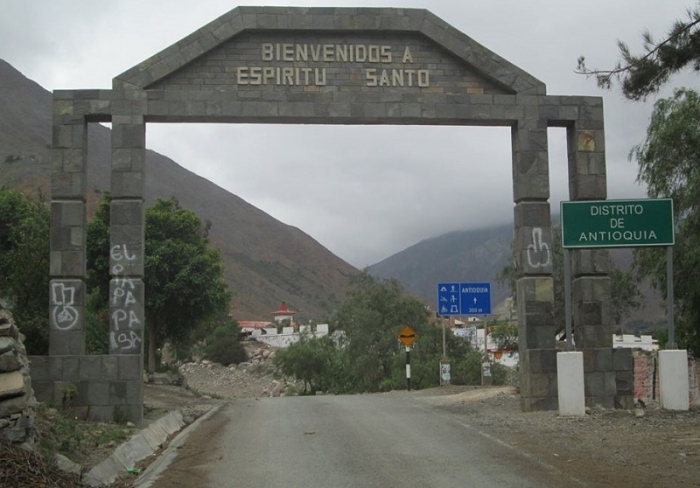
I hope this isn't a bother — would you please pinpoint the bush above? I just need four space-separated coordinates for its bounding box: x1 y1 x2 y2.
203 320 247 366
490 361 511 386
273 335 351 394
450 349 485 385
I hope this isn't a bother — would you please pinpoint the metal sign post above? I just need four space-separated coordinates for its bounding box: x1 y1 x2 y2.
667 246 676 349
398 326 417 391
564 248 573 351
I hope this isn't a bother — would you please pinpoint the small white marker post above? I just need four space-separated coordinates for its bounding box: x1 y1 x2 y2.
405 346 411 391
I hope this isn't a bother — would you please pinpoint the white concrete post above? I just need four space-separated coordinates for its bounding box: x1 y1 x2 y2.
659 350 689 411
557 352 585 416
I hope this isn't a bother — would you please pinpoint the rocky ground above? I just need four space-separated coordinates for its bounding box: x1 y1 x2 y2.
417 386 700 487
22 341 700 487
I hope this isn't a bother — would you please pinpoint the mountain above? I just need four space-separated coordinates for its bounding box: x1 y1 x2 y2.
369 224 514 308
0 58 665 331
369 221 666 332
0 59 358 321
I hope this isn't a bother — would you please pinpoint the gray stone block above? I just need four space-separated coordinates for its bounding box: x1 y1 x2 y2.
48 356 64 380
522 323 555 349
111 172 145 199
74 380 89 406
110 201 144 226
118 355 142 380
109 381 127 405
126 380 143 405
572 251 611 276
615 371 634 394
87 381 110 406
62 356 80 381
584 372 604 398
569 174 607 201
28 356 49 381
523 348 557 374
612 348 633 372
595 348 613 372
79 356 103 381
48 330 85 356
102 356 120 380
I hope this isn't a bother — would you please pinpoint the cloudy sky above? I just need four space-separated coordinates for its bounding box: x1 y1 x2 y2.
1 1 697 267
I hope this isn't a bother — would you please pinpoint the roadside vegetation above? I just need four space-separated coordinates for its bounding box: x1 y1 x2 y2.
274 272 511 394
579 2 700 355
0 189 234 370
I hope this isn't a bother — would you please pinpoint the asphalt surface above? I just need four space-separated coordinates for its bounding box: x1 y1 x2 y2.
145 392 580 488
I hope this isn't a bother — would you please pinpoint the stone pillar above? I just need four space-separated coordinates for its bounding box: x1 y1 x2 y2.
512 117 557 411
49 97 87 356
109 112 146 357
567 105 616 408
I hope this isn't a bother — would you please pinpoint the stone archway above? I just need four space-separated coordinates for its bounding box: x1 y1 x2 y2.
42 7 622 422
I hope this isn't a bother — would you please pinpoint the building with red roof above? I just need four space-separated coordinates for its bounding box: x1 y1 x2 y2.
272 302 297 324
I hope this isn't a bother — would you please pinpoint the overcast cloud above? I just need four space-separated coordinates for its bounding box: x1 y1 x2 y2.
1 1 697 267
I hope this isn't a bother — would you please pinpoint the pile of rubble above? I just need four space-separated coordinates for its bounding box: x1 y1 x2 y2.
177 342 300 399
0 302 37 448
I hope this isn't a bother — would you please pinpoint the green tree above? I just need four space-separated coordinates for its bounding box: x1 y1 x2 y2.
577 4 700 100
488 321 518 351
86 196 231 371
610 267 643 325
204 319 247 366
0 188 50 354
630 88 700 354
273 334 348 394
332 271 430 392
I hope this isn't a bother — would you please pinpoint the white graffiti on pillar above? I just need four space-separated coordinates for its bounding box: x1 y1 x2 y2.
50 282 79 330
110 243 142 351
526 228 551 268
110 330 142 351
110 244 136 274
111 278 141 332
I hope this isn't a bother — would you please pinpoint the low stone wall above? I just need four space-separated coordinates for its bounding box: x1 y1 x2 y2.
28 355 143 423
0 306 37 447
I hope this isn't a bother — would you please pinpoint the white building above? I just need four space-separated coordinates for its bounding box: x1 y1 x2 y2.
612 334 657 351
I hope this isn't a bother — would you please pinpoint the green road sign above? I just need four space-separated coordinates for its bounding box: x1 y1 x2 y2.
561 199 674 249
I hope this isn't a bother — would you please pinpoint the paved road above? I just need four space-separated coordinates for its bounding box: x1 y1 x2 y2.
147 393 575 488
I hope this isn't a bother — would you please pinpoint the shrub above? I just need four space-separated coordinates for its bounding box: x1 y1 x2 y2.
273 335 350 394
203 320 247 366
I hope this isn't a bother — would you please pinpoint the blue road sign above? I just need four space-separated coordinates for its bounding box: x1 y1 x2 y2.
437 282 491 316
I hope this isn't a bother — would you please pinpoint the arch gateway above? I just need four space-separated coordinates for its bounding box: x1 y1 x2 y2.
37 7 632 423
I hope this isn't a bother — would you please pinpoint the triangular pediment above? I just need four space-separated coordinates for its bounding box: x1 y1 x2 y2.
115 7 545 96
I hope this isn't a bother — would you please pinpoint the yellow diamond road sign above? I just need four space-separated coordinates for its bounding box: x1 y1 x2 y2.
398 326 417 347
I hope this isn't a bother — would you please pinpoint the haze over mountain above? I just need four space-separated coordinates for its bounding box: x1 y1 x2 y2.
0 58 664 330
0 58 357 322
369 224 514 308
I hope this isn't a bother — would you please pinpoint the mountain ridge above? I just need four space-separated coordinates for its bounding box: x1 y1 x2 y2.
0 58 358 321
